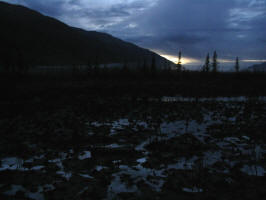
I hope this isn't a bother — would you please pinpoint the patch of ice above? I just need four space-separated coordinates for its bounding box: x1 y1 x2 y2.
160 118 210 143
31 166 45 170
106 162 166 199
228 116 236 122
162 96 266 103
110 118 130 135
136 158 147 164
203 151 222 166
168 156 198 170
110 175 137 193
106 161 170 198
242 136 250 140
59 152 68 160
48 158 63 169
91 121 104 127
0 157 24 171
88 131 95 136
27 190 45 200
42 184 55 192
146 178 165 192
183 187 203 193
69 149 74 154
135 140 149 151
3 185 45 200
0 156 48 172
48 153 73 180
56 171 72 180
136 121 148 128
95 166 107 171
113 160 122 164
105 144 124 149
131 121 149 131
25 158 34 163
224 137 241 144
107 174 138 199
241 165 265 176
79 174 94 179
135 135 162 152
78 151 92 160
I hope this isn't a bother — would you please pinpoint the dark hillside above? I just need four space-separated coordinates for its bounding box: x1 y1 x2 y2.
0 1 169 66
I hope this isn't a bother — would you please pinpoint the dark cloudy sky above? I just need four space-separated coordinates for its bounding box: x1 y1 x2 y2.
2 0 266 69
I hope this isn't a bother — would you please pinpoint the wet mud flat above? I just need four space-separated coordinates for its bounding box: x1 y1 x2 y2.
0 97 266 199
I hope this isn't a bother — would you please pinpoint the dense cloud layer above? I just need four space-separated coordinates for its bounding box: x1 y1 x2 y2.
2 0 266 68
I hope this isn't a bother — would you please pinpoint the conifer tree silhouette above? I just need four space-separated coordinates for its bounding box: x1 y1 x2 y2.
235 57 240 72
212 51 218 72
203 53 210 72
176 51 182 71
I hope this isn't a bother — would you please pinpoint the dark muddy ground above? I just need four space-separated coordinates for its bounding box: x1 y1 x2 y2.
1 95 265 200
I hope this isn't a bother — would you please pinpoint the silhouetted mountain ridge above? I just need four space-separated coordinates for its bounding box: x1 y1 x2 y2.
248 62 266 72
0 1 170 66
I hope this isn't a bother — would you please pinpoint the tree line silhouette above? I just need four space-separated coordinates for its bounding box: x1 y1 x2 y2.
0 47 257 78
0 48 30 75
201 51 240 73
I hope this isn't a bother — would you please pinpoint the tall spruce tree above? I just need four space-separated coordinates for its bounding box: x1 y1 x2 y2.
176 51 182 71
235 57 240 72
204 53 210 72
212 51 218 72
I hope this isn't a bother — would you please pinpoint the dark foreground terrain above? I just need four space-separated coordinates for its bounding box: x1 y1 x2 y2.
0 72 266 200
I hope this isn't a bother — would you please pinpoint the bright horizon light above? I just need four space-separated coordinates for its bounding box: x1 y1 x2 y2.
160 54 266 66
242 59 266 63
160 54 200 65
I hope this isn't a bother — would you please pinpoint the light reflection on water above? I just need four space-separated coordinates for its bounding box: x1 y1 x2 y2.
161 96 266 102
